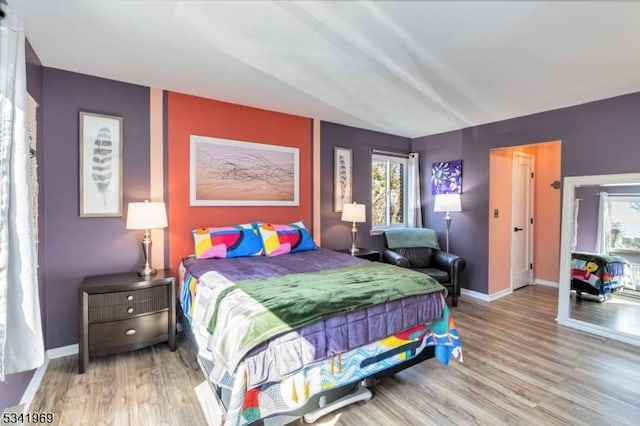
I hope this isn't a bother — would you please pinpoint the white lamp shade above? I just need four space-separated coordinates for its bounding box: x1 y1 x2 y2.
434 193 461 212
126 201 168 230
341 202 366 223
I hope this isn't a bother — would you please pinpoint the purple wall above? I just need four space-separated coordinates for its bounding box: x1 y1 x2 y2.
42 68 150 348
0 373 32 411
415 133 465 251
575 186 600 253
412 92 640 294
0 39 44 412
320 122 411 252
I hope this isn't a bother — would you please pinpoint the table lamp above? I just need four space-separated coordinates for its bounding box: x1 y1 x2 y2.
126 200 168 276
433 193 461 252
341 202 366 255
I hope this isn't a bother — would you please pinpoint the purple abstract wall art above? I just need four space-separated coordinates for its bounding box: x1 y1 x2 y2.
431 159 462 194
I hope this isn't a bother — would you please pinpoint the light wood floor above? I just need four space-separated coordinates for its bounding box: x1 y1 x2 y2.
31 286 640 425
570 291 640 337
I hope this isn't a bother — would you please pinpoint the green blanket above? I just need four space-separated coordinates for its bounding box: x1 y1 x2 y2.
206 263 445 370
572 252 628 265
385 228 440 249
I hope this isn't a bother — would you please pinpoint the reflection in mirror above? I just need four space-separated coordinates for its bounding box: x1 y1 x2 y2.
571 184 640 337
559 173 640 345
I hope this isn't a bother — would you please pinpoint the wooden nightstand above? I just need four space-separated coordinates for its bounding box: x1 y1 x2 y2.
78 269 176 373
336 248 380 262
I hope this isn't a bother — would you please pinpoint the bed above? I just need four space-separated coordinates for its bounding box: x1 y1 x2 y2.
178 246 462 425
570 252 634 299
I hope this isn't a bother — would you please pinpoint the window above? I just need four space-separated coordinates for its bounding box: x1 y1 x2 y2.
371 154 407 229
598 194 640 291
606 196 640 253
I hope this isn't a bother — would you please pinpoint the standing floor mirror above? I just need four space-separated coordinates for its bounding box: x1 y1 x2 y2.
558 172 640 346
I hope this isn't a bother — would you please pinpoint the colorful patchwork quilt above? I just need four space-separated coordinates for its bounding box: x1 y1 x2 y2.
179 249 463 425
227 310 461 426
571 252 633 296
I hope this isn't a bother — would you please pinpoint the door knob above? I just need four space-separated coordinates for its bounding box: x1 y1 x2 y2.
514 227 524 232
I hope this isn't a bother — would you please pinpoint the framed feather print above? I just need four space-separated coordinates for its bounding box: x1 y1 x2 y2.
79 111 123 217
333 147 353 212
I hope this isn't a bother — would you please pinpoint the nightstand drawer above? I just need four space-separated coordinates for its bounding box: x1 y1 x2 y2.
88 312 169 357
88 285 168 322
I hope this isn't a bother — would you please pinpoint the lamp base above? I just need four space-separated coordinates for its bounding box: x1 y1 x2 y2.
444 212 452 253
350 222 360 256
138 266 157 277
138 230 157 276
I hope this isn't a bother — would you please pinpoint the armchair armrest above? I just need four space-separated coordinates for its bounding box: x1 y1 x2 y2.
383 249 410 268
432 251 466 272
432 251 466 300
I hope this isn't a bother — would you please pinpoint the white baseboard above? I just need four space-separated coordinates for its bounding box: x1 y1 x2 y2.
461 287 513 302
47 344 78 359
489 287 513 301
461 288 490 302
19 344 79 411
535 279 559 288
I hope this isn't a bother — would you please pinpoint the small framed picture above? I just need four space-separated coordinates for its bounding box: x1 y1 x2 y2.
79 111 123 217
334 147 353 212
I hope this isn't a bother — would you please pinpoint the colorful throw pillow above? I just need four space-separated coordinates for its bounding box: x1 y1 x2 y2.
254 221 317 256
192 224 264 259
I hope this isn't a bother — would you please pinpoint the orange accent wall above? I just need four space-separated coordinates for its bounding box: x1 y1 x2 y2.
167 92 312 271
533 141 561 283
488 148 514 293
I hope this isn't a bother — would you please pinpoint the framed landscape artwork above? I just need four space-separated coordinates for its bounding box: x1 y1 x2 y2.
190 135 299 206
79 111 123 217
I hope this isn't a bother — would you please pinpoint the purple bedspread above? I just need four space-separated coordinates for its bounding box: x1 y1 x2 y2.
182 247 365 280
182 248 445 388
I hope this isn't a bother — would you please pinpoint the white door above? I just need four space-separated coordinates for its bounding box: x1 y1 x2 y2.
511 152 534 290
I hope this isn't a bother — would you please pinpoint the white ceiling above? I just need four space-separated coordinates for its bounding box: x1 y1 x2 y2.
10 0 640 138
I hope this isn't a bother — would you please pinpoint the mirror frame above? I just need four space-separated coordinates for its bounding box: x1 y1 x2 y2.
558 172 640 346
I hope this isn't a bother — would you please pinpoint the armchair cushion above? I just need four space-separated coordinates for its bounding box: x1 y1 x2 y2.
412 267 449 284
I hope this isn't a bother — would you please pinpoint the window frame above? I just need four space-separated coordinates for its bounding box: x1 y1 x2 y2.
605 195 640 254
371 153 408 231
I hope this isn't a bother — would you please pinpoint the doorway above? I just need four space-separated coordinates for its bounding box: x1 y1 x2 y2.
488 141 562 298
511 152 534 290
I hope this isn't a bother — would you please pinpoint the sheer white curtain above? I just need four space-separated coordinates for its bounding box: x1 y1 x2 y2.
595 192 610 254
406 153 423 228
572 197 582 251
0 6 44 380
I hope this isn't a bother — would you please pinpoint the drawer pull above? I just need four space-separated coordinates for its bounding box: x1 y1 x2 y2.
127 307 134 314
127 295 134 301
126 329 136 335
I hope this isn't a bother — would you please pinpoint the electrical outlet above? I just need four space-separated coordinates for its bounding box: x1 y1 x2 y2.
494 208 499 218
